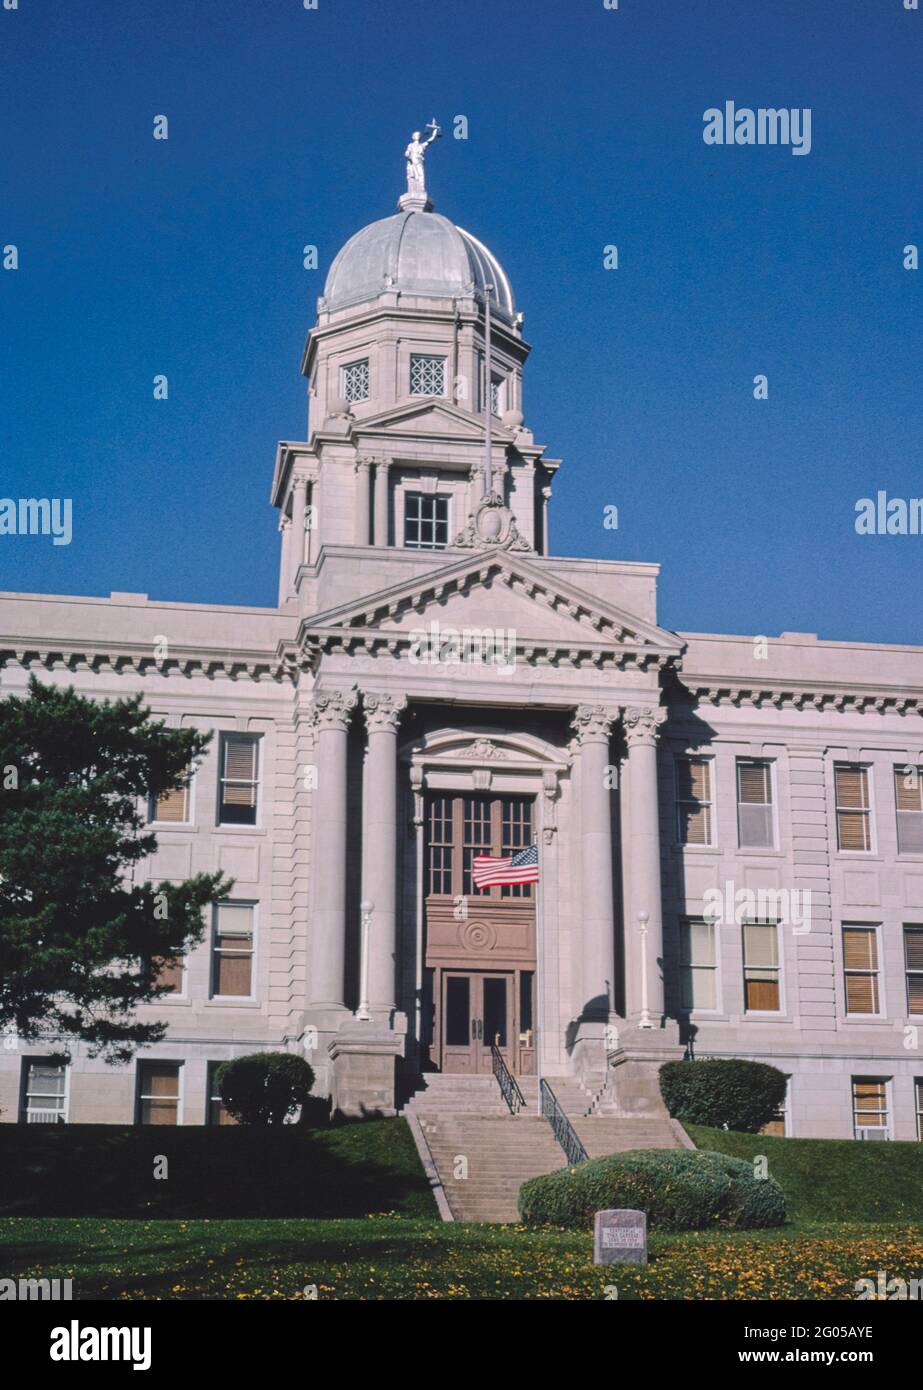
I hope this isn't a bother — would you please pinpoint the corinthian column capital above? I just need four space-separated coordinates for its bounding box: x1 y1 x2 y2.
361 691 407 733
572 704 618 744
623 705 668 748
311 688 359 732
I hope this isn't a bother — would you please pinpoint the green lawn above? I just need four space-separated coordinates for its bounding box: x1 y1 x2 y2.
685 1125 923 1227
4 1120 923 1298
0 1118 436 1219
2 1215 922 1299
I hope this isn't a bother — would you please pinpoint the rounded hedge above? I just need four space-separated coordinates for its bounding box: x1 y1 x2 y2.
215 1052 316 1126
659 1058 787 1133
518 1148 785 1232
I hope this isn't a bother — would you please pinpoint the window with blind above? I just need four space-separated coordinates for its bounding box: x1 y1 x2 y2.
904 926 923 1015
149 775 191 825
842 925 880 1014
834 764 872 852
218 734 260 826
675 757 713 845
22 1060 67 1124
138 1062 181 1125
211 903 255 997
852 1077 889 1139
207 1062 239 1126
150 954 184 995
742 921 780 1012
679 918 718 1010
895 767 923 855
736 759 774 849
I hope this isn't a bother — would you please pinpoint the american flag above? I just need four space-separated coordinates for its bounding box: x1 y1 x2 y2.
472 843 540 889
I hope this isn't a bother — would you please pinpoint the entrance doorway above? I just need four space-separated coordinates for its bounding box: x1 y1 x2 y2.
442 971 513 1074
423 792 537 1075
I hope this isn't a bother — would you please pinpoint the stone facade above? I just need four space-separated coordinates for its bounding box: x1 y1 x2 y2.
2 174 922 1139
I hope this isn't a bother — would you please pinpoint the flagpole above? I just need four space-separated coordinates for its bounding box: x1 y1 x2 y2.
534 829 542 1116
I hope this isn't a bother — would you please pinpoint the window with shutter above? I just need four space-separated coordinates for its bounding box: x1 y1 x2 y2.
207 1062 239 1126
834 765 872 852
895 768 923 855
218 734 260 825
676 757 713 846
742 921 780 1011
138 1062 181 1125
904 927 923 1015
852 1077 889 1138
842 926 880 1014
150 778 191 824
212 903 254 997
679 918 718 1010
737 759 774 848
151 954 183 995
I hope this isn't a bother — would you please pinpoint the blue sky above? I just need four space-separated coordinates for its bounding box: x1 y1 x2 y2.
1 0 920 642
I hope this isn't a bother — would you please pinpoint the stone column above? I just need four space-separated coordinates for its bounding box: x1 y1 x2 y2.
373 458 390 547
277 516 293 603
572 705 618 1019
354 457 372 545
622 706 668 1024
309 689 358 1009
291 472 308 576
360 692 407 1014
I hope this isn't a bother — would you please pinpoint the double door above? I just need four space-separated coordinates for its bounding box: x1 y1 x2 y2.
441 971 512 1074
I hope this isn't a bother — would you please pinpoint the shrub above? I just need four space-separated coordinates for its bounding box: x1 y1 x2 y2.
518 1147 786 1231
216 1052 316 1126
659 1058 787 1133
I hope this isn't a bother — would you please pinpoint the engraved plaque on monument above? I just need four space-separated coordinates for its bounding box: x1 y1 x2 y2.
593 1209 647 1266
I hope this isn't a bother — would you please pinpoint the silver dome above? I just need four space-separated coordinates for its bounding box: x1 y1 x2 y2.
322 210 515 318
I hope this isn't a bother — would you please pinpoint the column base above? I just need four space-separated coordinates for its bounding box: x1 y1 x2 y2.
602 1023 686 1119
328 1015 407 1118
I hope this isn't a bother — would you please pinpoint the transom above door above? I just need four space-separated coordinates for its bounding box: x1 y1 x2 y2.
426 794 534 901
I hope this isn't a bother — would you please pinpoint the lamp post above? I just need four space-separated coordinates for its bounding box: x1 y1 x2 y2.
638 910 653 1029
357 899 374 1022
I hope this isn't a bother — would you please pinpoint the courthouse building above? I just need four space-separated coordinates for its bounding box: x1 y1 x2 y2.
2 147 923 1144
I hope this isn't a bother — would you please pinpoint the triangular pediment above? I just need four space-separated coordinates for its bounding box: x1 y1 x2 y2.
302 551 682 659
352 398 509 444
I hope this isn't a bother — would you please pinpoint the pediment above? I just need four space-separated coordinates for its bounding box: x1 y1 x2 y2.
302 551 682 664
353 399 507 444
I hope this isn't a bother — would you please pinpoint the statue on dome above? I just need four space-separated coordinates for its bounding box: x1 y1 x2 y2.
404 120 441 198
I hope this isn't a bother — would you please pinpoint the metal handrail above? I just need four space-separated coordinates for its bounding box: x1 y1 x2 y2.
541 1079 589 1166
490 1044 525 1114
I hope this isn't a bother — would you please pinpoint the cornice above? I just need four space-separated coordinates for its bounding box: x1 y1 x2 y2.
0 642 288 683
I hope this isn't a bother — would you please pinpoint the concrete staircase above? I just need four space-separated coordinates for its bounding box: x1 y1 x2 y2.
403 1073 686 1222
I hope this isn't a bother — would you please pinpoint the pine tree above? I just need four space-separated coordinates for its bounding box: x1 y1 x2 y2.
0 677 230 1062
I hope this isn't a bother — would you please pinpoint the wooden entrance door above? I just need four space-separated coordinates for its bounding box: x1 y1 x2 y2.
441 971 514 1074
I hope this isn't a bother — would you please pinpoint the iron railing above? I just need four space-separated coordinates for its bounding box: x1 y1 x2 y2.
490 1044 526 1115
541 1079 589 1166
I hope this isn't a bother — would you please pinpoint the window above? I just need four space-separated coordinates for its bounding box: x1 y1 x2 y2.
341 358 369 403
22 1060 66 1124
895 767 923 854
410 353 446 397
742 921 780 1012
904 926 923 1014
760 1079 789 1137
675 757 713 845
737 759 774 849
150 954 184 995
490 377 502 416
916 1079 923 1141
212 902 255 997
843 925 880 1015
218 733 260 826
834 764 872 852
207 1062 239 1126
149 774 192 825
679 918 717 1010
404 492 449 550
500 798 533 899
852 1077 889 1139
138 1062 181 1125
